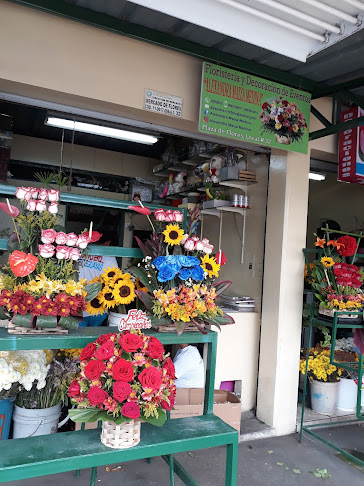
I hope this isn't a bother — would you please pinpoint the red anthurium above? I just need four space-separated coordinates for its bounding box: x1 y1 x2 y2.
127 205 151 216
0 202 19 217
215 251 227 266
9 251 39 277
82 230 103 243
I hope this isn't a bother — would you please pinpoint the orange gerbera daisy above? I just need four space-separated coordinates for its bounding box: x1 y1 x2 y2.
315 237 326 248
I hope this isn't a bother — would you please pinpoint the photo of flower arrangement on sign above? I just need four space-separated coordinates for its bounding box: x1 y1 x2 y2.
118 310 151 332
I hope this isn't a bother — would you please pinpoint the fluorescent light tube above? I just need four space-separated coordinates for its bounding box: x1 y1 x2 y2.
46 117 158 145
309 172 326 181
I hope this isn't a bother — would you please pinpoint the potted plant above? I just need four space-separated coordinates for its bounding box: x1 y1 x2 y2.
300 349 342 414
68 329 176 449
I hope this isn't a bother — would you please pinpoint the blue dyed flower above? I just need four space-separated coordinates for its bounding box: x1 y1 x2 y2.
179 267 192 280
177 255 200 268
157 265 176 283
153 256 166 270
191 265 205 281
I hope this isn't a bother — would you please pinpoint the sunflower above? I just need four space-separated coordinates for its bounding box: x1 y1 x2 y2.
321 256 335 268
98 286 117 309
101 266 123 284
200 255 220 278
86 297 106 316
112 279 136 305
163 224 184 246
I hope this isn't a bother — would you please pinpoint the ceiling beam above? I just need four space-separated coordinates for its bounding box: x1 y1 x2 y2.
6 0 318 92
312 77 364 98
309 115 364 140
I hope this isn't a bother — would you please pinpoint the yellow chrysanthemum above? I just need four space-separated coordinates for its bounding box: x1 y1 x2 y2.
98 286 116 309
112 279 136 305
27 280 43 293
163 224 184 246
320 257 334 268
86 298 106 316
200 255 220 278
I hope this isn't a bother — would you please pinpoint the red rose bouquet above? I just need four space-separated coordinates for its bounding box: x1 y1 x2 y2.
68 329 176 427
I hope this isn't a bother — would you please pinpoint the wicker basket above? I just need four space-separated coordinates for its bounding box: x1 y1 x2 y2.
100 420 141 449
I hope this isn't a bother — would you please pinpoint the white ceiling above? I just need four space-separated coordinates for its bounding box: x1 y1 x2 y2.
127 0 364 62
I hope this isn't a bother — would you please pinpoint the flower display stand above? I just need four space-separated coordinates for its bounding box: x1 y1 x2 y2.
300 247 364 468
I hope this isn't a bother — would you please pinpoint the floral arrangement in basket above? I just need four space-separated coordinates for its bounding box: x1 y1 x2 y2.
259 97 307 144
68 329 176 429
86 267 137 317
310 232 364 313
0 186 101 331
124 204 234 334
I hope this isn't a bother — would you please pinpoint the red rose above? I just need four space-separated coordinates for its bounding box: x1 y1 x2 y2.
163 358 176 379
146 337 164 360
84 360 105 380
87 387 109 407
112 358 134 382
80 342 96 361
337 236 357 257
119 332 143 353
161 395 175 411
262 102 269 110
68 379 80 397
95 340 115 361
121 402 141 419
139 366 162 391
113 381 132 402
96 333 116 345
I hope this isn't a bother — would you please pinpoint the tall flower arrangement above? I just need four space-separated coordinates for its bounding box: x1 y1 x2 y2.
0 186 101 330
68 330 176 426
128 206 234 334
260 97 307 143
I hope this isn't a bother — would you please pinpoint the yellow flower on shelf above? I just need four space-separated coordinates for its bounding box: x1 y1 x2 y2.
86 298 106 316
320 256 335 268
163 224 184 246
98 286 116 309
112 279 136 305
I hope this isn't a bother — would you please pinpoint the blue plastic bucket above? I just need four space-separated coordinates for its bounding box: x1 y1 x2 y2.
0 398 15 440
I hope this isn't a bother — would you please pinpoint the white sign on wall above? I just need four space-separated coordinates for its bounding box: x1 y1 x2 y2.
144 89 183 118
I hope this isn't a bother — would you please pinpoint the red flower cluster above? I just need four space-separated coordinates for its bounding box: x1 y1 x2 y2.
69 330 176 421
333 263 362 288
0 289 86 317
337 236 357 257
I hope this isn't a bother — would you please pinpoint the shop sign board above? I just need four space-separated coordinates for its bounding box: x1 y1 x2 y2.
144 89 183 118
199 62 311 154
338 107 364 185
118 309 151 332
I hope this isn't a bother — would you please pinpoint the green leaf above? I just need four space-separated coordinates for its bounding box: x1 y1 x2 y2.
285 467 289 471
58 316 80 330
122 351 131 360
276 462 284 466
144 410 166 427
113 416 131 425
267 450 274 454
85 282 102 302
36 315 57 329
135 289 154 312
149 316 173 326
130 266 158 293
175 321 186 336
293 469 301 474
12 313 34 328
313 472 322 478
69 408 102 423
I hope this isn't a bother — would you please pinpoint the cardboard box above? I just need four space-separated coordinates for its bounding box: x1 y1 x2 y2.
171 389 242 432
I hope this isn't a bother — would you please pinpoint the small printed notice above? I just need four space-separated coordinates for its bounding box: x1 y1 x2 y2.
118 309 152 332
144 89 183 118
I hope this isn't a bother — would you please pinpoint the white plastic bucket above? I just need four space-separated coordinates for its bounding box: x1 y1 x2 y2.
108 312 127 327
12 403 62 438
337 378 357 412
310 380 339 414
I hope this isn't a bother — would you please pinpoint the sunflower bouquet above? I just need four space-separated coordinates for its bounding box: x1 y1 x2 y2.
86 267 137 316
127 204 234 334
310 232 364 313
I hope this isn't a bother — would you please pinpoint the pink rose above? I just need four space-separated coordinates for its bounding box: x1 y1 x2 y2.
41 229 57 244
26 199 37 211
68 248 81 261
66 233 78 247
36 201 47 212
56 245 69 260
48 189 60 202
154 209 165 222
38 188 48 201
55 232 68 245
76 234 90 249
39 244 55 258
184 238 195 251
15 187 28 200
173 210 183 222
48 202 59 214
164 209 175 222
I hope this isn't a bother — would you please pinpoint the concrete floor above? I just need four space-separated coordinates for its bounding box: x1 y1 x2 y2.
3 424 363 486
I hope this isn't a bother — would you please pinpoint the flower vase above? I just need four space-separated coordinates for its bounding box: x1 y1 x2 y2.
310 380 339 414
108 312 128 328
275 133 291 145
100 420 141 449
318 305 363 326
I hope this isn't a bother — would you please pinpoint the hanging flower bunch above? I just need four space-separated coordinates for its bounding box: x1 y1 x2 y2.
128 204 234 334
310 233 364 311
260 97 307 142
68 329 176 426
0 185 101 330
86 267 137 316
